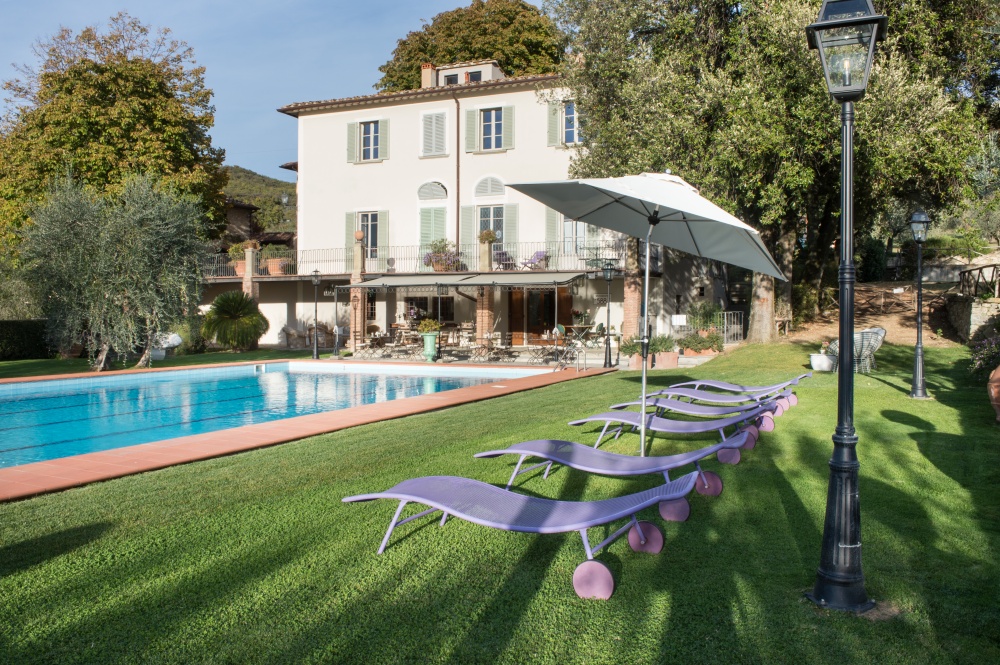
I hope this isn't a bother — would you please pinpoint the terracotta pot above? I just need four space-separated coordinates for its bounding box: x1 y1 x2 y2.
233 260 246 277
265 258 289 275
654 351 679 369
988 365 1000 423
627 354 647 370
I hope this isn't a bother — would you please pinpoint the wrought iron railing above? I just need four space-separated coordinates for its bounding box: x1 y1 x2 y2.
671 311 744 345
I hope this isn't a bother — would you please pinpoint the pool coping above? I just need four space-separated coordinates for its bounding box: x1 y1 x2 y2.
0 360 616 502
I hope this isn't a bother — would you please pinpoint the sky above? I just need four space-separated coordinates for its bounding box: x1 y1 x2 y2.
0 1 536 183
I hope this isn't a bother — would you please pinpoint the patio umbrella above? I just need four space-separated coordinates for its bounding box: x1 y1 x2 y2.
509 172 785 455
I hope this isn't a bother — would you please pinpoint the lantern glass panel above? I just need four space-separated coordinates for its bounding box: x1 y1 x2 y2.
820 22 874 90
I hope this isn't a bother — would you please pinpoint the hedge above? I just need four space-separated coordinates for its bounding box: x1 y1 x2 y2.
0 319 50 360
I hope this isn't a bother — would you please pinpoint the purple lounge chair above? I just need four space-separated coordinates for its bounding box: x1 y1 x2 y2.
569 402 775 452
667 373 811 407
343 472 699 599
610 395 778 419
475 433 748 520
647 386 794 415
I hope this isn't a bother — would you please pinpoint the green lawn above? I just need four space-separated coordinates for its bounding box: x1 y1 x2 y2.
0 343 997 664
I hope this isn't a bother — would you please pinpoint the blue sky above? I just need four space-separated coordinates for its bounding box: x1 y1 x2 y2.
0 1 537 183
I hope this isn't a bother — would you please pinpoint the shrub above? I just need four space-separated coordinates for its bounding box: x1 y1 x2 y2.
416 318 442 333
969 335 1000 379
856 235 886 283
0 319 50 360
649 335 674 353
173 313 206 355
619 336 641 356
478 229 498 244
678 331 723 353
227 239 259 261
201 291 269 351
423 239 462 270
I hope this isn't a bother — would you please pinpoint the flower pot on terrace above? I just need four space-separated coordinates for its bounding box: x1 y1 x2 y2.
421 332 439 362
626 354 647 370
265 258 289 275
654 351 679 369
810 353 835 371
232 260 246 277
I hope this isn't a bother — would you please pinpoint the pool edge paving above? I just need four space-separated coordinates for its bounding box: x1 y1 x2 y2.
0 361 615 502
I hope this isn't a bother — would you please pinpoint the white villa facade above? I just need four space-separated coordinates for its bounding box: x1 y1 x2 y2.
203 61 727 349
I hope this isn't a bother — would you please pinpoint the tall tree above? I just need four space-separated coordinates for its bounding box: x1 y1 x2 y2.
548 0 987 338
376 0 567 92
0 12 227 253
22 175 210 370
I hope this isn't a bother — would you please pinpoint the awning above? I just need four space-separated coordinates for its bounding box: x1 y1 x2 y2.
346 272 586 289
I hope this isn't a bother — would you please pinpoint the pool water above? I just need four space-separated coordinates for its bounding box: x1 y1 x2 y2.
0 362 541 468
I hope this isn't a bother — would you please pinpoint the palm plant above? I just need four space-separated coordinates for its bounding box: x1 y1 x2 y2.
201 291 269 351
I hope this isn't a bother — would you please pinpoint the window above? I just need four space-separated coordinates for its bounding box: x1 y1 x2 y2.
468 70 482 83
403 296 454 321
564 102 580 144
422 113 446 156
361 121 379 161
698 286 706 297
479 205 504 242
474 176 504 197
481 108 503 151
444 74 458 85
366 295 376 322
359 211 379 259
563 215 587 254
418 182 447 200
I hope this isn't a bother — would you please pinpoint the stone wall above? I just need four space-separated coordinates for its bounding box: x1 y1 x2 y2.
947 294 1000 342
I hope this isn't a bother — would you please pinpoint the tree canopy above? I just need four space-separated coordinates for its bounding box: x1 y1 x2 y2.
376 0 567 92
223 166 296 233
547 0 991 336
22 175 210 370
0 12 227 253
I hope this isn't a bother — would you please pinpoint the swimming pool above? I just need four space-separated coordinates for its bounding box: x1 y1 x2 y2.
0 362 546 468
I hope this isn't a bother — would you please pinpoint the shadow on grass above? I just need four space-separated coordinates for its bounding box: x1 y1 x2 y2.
0 522 112 577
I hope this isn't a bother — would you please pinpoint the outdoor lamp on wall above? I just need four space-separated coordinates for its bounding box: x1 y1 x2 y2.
311 270 321 360
804 0 887 615
601 259 618 368
910 210 931 399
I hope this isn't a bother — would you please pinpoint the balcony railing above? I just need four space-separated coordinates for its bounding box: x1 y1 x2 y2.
202 240 629 279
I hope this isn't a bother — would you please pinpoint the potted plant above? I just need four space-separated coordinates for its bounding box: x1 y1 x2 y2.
416 318 442 361
423 239 462 271
478 229 498 245
678 331 723 357
259 244 289 275
227 240 259 277
650 335 678 369
619 335 646 370
810 341 835 371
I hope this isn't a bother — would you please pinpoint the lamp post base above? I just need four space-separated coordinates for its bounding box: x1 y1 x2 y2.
805 582 875 614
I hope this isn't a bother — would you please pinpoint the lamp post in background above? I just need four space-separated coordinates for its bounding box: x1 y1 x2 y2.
437 284 448 361
805 0 887 613
602 259 618 367
910 210 930 399
311 270 321 360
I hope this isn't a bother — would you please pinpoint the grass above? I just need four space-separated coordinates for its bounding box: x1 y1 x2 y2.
0 349 317 379
0 342 997 664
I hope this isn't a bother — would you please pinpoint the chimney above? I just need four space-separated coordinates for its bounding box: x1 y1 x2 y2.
420 63 437 89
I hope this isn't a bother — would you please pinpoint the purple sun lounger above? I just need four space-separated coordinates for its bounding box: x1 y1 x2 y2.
667 372 811 407
343 472 699 599
610 395 781 420
475 433 748 520
569 402 775 452
647 386 794 415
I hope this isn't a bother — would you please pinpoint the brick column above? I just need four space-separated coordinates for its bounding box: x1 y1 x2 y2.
242 247 259 301
476 287 495 343
349 232 365 350
622 239 641 339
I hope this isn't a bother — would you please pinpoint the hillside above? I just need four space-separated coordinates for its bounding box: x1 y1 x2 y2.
223 166 296 232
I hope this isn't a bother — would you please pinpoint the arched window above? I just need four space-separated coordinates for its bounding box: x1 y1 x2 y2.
474 176 504 197
417 182 447 200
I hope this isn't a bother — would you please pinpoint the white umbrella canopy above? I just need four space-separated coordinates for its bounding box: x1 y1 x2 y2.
509 172 785 456
508 172 785 279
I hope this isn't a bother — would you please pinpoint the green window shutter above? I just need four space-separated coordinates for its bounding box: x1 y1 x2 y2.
501 106 515 150
461 206 476 245
547 102 560 147
379 119 389 160
465 109 478 152
377 209 389 270
545 207 560 243
346 123 358 163
419 209 435 246
345 212 356 270
503 204 518 246
432 207 446 239
423 113 446 156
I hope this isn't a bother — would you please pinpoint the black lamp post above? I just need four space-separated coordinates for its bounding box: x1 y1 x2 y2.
311 270 321 360
910 210 930 399
602 259 618 368
805 0 887 614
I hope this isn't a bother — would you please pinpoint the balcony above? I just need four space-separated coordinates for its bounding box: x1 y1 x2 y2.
202 240 629 281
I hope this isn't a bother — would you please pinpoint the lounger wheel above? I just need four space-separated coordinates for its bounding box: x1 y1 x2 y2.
695 471 723 496
757 414 775 432
717 447 741 465
740 425 758 449
659 498 690 522
776 397 790 413
627 521 664 554
788 393 798 407
772 401 785 417
573 560 615 600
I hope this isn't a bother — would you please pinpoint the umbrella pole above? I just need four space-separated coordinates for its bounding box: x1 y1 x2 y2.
639 220 655 456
